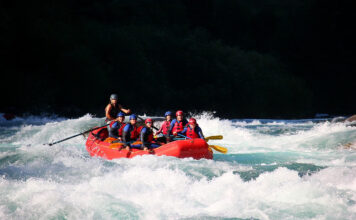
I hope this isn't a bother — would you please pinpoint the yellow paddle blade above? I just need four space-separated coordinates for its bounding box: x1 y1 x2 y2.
131 141 143 145
209 145 228 154
105 137 118 143
205 135 223 142
109 143 124 149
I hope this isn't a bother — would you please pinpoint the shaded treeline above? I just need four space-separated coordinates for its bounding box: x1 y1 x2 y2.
0 0 355 118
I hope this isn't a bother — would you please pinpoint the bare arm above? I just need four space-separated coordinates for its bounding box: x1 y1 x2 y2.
119 104 131 114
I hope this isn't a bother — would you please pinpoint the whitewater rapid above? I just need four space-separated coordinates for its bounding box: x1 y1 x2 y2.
1 113 356 219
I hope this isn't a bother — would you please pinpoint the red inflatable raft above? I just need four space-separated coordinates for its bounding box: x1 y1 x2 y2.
85 127 213 160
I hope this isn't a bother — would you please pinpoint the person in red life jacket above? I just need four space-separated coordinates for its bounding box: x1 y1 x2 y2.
107 112 126 140
155 111 172 136
181 118 205 139
122 114 139 150
155 111 172 143
169 110 188 137
105 94 131 122
139 118 161 151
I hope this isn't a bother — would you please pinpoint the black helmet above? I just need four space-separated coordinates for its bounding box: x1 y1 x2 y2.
110 94 118 100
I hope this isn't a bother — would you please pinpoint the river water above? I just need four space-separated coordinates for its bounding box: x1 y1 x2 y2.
1 112 356 219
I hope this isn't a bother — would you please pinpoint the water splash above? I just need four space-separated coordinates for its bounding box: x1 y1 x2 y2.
0 112 356 219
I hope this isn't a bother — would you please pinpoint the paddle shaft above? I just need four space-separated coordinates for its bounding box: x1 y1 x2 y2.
178 133 223 142
137 116 159 130
47 124 108 146
177 133 191 139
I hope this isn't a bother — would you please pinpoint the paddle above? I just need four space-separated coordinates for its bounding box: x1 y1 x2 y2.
46 124 108 146
137 115 159 130
208 145 228 154
177 133 228 154
204 135 226 153
205 135 223 142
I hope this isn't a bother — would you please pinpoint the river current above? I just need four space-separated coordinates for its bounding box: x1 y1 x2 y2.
1 112 356 219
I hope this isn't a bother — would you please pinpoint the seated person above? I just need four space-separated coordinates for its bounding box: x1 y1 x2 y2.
139 118 161 151
107 112 126 140
181 118 204 139
169 110 188 140
155 111 172 143
121 114 139 150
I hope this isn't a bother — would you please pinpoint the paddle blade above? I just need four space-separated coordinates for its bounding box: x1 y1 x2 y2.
209 145 228 154
105 137 117 143
205 135 223 142
109 143 124 149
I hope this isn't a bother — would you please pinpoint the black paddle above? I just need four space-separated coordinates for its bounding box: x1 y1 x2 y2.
46 124 108 146
137 116 159 130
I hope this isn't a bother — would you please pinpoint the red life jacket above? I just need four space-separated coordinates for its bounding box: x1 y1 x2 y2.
118 123 126 136
137 125 144 134
109 121 126 135
147 132 153 142
186 125 200 139
172 120 185 133
130 125 144 140
161 121 171 135
128 125 139 140
133 126 141 139
109 121 116 128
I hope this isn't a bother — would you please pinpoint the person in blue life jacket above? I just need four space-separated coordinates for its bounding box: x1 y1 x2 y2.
121 114 139 150
139 118 161 151
181 118 205 139
155 111 172 143
105 94 131 122
168 110 188 140
107 112 126 140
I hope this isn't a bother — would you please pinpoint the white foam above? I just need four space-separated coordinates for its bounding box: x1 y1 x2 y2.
5 114 102 146
6 112 355 155
1 160 356 219
187 112 356 154
1 112 356 219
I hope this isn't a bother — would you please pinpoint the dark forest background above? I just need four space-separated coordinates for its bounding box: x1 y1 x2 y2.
0 0 355 118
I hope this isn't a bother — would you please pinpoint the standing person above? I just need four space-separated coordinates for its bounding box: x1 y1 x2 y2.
105 94 131 122
155 111 172 143
107 112 126 140
139 118 160 151
181 118 205 139
122 114 139 150
169 110 188 137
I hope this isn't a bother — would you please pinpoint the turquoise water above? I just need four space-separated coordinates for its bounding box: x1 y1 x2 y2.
1 112 356 219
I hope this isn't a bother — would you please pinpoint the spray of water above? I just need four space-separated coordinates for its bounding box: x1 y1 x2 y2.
1 112 356 219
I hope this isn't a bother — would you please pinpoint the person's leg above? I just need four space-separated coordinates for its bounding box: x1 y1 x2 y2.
150 143 161 148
